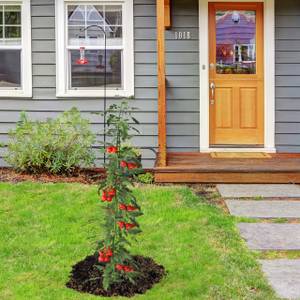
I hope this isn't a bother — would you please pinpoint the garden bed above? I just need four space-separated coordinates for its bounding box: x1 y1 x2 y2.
0 167 104 184
67 254 166 297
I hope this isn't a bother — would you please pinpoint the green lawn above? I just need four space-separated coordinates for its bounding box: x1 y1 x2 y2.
0 183 277 300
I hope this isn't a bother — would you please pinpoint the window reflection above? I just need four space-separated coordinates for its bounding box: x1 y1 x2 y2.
0 50 21 87
70 50 122 88
67 4 122 46
216 10 256 74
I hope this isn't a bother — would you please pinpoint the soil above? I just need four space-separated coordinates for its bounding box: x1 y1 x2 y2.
66 254 166 297
0 167 105 184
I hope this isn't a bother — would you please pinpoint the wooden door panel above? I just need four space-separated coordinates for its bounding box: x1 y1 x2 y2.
240 88 257 129
209 2 264 146
215 88 233 128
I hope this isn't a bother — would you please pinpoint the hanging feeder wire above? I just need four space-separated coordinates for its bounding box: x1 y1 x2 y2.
78 25 107 164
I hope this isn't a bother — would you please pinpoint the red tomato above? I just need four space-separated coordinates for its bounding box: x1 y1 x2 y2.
116 264 124 271
127 163 137 170
107 188 116 197
119 204 127 210
117 221 125 229
125 223 136 230
106 146 118 153
123 266 134 272
126 205 137 211
120 161 128 168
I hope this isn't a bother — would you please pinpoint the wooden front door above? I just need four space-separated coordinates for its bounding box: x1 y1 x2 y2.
209 3 264 146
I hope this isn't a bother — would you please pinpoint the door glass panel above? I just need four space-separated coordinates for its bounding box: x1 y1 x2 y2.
216 10 256 74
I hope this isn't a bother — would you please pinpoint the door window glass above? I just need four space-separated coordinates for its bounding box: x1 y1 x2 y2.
216 10 256 74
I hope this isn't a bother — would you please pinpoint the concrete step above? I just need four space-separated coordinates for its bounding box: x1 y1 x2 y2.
260 259 300 300
226 200 300 219
218 184 300 198
238 223 300 250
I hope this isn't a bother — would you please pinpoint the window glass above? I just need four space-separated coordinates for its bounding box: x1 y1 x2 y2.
5 26 21 39
0 5 21 46
70 49 122 88
5 6 21 24
216 10 256 74
0 50 21 87
67 4 122 46
0 5 22 88
67 3 123 90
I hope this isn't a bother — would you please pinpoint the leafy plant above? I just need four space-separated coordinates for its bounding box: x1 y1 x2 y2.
97 101 143 290
137 172 155 184
120 143 142 160
5 108 95 174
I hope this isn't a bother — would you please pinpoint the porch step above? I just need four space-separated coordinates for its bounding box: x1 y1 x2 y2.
154 153 300 183
155 171 300 183
238 223 300 250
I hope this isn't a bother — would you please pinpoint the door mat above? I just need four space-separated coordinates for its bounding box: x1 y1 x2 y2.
211 152 272 159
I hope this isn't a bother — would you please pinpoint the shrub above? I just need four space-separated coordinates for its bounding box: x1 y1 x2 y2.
137 172 155 184
5 108 95 174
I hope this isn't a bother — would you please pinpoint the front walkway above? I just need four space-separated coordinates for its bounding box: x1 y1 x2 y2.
219 184 300 300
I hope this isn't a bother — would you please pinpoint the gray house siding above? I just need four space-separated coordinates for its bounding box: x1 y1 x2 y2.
0 0 162 168
275 0 300 152
166 0 200 152
0 0 300 168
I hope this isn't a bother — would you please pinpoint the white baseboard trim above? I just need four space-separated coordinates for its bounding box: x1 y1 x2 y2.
200 148 277 153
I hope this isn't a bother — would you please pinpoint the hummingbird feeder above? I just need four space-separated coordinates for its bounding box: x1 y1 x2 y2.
76 46 89 65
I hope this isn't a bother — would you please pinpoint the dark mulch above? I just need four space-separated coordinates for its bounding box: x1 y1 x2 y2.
66 254 166 297
0 167 104 184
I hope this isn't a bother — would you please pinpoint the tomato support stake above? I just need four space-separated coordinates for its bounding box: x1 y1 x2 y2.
78 25 108 163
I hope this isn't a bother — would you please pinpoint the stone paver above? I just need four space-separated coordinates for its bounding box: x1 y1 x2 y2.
223 184 300 299
238 223 300 250
226 200 300 218
217 184 300 198
260 260 300 300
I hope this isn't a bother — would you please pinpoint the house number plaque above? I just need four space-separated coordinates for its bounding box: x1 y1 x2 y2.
174 31 191 40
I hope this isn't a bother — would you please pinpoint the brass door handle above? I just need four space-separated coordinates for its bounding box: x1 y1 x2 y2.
210 82 215 105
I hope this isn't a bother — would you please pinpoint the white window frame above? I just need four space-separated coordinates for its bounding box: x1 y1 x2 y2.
0 0 32 98
56 0 134 98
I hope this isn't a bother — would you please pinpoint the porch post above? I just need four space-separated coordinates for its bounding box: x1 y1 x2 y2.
156 0 167 167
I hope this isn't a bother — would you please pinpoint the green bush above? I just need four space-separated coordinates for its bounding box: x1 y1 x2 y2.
137 172 155 184
5 108 96 174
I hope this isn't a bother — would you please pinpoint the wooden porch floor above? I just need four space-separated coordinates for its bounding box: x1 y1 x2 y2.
154 153 300 183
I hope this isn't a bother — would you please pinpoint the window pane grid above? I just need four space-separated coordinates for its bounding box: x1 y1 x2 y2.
67 4 123 47
0 5 21 45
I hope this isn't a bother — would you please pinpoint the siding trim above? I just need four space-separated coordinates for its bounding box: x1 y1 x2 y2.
199 0 276 152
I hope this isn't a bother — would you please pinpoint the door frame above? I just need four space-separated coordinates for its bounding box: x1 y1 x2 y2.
199 0 276 152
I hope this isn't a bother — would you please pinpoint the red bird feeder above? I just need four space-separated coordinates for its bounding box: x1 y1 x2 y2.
76 46 89 65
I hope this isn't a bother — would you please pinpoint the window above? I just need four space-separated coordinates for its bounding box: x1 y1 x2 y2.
0 1 31 97
56 0 134 97
215 10 256 75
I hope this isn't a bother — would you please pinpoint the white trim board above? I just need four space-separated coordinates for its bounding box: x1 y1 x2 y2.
198 0 276 153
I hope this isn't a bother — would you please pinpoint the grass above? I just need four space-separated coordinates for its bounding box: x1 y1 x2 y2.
0 182 277 300
258 250 300 260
